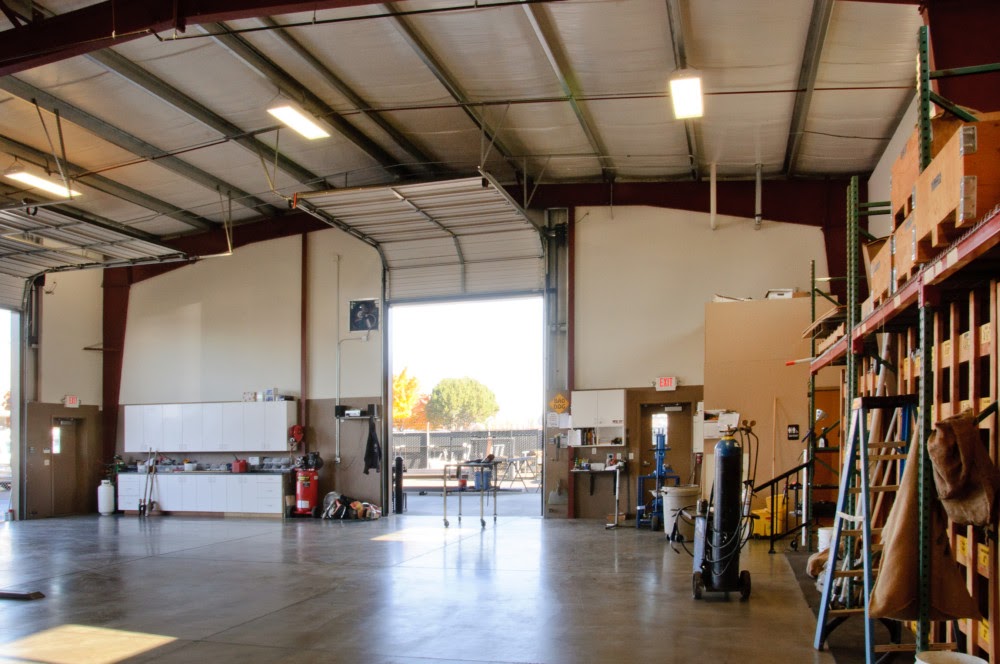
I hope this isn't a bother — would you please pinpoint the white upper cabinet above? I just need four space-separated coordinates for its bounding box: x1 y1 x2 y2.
123 401 297 453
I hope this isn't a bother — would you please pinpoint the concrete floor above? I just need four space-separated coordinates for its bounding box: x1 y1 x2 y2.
0 515 835 663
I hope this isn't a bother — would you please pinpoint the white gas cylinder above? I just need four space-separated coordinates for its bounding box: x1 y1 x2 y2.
97 479 115 515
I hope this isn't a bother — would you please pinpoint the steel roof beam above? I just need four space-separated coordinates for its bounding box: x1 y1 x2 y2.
783 0 834 177
0 133 214 231
522 4 612 182
0 76 280 217
382 2 517 171
665 0 700 181
206 23 412 180
257 17 442 178
87 48 331 191
0 0 390 77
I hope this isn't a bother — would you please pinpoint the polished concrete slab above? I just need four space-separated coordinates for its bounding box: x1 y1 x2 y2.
0 515 835 663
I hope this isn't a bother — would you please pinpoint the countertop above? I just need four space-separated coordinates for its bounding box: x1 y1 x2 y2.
121 469 293 475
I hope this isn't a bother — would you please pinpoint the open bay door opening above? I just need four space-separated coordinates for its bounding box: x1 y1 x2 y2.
295 175 545 302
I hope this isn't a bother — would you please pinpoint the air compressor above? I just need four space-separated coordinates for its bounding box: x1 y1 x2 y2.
293 452 324 518
691 422 753 601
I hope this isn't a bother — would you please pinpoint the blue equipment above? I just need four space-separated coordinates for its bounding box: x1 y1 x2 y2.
635 429 681 530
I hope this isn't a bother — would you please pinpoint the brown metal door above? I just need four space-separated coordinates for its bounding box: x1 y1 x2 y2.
24 430 53 519
25 418 83 518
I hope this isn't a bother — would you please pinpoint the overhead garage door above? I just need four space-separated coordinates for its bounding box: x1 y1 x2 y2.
0 207 185 311
294 175 545 303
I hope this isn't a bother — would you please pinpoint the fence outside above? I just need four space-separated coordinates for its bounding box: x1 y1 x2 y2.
392 429 543 470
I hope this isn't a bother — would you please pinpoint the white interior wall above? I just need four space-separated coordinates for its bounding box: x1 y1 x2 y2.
868 96 918 238
38 269 103 406
573 206 829 390
306 228 383 400
120 237 302 404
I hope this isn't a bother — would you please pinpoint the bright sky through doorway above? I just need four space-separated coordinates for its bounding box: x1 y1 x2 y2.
391 298 542 429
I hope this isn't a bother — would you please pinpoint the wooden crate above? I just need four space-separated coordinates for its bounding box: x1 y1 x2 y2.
916 116 1000 250
866 236 893 304
893 213 932 285
890 114 968 225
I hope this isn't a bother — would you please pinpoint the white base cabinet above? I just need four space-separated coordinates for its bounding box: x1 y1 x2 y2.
115 473 286 515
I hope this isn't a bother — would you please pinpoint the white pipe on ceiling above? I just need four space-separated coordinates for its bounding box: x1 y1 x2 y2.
754 163 762 230
709 162 717 231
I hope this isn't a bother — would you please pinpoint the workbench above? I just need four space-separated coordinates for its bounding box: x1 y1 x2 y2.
572 465 624 529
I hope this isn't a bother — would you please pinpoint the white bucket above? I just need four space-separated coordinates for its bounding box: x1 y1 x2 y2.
915 652 987 664
663 485 700 541
817 527 834 552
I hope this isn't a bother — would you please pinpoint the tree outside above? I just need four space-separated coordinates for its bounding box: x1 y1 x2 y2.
425 377 499 430
392 369 420 430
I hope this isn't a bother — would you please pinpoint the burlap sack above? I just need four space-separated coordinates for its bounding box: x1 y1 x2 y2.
869 442 980 620
928 410 1000 526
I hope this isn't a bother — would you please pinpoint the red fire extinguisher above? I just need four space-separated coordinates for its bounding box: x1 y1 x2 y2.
295 469 320 517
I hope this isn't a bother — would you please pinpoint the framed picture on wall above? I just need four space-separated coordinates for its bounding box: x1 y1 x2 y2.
349 299 380 331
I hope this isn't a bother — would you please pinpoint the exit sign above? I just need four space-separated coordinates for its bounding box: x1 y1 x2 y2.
63 395 80 408
656 376 677 391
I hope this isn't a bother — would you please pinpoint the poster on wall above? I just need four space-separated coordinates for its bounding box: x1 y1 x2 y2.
349 299 380 331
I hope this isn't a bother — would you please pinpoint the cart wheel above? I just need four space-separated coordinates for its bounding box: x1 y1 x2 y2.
739 570 751 601
790 539 799 552
311 506 321 519
444 519 450 527
692 571 704 600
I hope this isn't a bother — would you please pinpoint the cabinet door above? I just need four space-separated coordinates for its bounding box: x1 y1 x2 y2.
264 402 294 452
178 475 198 511
181 404 203 451
240 476 258 512
161 404 182 451
123 406 144 453
152 473 178 511
142 405 164 450
225 475 243 512
201 403 222 452
206 476 227 512
242 402 266 450
598 389 625 426
570 390 599 428
221 403 243 451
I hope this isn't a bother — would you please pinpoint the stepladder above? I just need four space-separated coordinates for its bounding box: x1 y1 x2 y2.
814 395 916 663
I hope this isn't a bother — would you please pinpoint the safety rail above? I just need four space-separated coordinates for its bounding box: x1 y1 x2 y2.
753 461 810 554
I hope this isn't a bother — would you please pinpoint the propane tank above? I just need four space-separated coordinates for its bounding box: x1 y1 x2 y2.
97 479 115 515
711 431 743 590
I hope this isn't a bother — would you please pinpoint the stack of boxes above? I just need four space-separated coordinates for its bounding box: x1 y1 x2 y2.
864 111 1000 314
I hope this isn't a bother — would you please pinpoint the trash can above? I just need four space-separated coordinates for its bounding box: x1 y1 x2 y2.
474 469 492 490
663 485 700 541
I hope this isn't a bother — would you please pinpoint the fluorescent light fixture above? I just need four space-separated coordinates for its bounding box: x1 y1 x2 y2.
4 165 81 198
669 70 703 120
267 103 330 139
